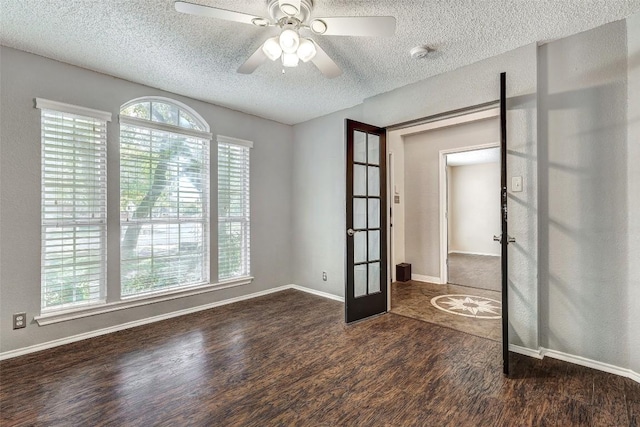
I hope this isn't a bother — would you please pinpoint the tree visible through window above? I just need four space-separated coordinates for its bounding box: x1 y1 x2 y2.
119 98 210 296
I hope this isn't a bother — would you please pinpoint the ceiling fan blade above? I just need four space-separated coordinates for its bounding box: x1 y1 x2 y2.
310 41 342 78
175 1 266 25
237 45 268 74
311 16 396 37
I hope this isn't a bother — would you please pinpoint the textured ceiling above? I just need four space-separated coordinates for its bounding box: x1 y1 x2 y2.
1 0 639 125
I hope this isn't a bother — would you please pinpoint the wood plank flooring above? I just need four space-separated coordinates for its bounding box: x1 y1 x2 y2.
1 289 638 426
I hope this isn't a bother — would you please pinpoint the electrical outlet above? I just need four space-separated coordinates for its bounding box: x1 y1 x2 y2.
322 271 327 281
13 313 26 329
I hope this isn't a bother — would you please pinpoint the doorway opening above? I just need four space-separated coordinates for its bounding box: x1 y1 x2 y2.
388 109 503 342
443 145 501 293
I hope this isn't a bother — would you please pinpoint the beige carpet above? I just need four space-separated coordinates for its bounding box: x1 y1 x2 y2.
448 252 501 292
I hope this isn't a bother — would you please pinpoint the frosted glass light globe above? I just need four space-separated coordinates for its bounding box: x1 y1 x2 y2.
279 29 300 54
296 38 316 62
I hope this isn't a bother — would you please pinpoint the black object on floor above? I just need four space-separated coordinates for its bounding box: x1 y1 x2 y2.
396 263 411 282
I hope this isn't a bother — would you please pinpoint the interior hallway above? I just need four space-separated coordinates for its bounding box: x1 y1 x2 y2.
448 252 501 292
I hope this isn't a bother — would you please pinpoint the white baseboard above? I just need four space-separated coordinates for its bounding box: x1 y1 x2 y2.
509 344 543 359
1 284 344 361
448 250 499 257
508 344 639 384
411 274 442 284
541 348 639 381
289 284 345 302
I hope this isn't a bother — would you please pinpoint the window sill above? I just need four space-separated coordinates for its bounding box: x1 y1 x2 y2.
35 276 254 326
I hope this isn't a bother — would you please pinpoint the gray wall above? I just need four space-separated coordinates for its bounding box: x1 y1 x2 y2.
292 44 539 349
449 162 501 256
538 21 630 367
291 105 364 297
0 47 294 353
403 118 499 277
627 13 640 374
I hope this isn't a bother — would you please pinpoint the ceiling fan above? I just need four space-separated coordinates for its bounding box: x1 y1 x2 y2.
174 0 396 78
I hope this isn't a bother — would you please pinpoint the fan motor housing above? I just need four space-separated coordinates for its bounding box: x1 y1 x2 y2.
267 0 314 24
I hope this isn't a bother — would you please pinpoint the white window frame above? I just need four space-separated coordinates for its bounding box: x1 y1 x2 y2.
37 98 111 313
119 97 213 298
34 99 255 326
217 135 253 281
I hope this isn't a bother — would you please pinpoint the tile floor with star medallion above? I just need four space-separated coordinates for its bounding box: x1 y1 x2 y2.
391 280 502 341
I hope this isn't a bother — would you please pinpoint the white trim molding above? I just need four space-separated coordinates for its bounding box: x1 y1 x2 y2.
509 345 639 384
217 135 254 149
509 344 543 359
289 284 345 302
439 142 500 285
35 98 112 122
542 348 639 381
411 274 443 284
448 250 500 257
35 277 254 326
119 115 213 140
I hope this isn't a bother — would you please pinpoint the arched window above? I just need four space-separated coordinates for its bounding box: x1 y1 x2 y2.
119 97 211 296
120 97 209 132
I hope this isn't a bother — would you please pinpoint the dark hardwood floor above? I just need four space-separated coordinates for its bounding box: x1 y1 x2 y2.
1 289 638 426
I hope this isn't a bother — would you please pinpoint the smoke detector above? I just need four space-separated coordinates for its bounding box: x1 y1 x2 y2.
410 45 434 60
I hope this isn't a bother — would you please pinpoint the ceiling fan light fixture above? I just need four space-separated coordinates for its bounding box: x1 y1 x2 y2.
279 28 300 54
278 0 301 17
310 19 327 35
282 52 299 67
296 38 316 62
262 37 283 61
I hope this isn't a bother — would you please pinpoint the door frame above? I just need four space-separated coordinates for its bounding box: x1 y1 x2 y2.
386 107 500 308
438 141 500 285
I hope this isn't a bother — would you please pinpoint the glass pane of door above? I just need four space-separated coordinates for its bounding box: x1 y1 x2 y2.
368 166 380 196
354 264 367 297
368 262 380 293
354 131 367 163
368 134 380 165
368 199 380 229
354 198 366 229
354 231 367 263
368 230 380 261
354 165 367 196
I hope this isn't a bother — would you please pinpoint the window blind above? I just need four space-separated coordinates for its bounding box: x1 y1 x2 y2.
218 137 251 280
40 108 107 310
120 123 209 296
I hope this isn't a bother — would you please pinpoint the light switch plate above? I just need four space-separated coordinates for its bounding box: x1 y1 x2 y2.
512 176 523 192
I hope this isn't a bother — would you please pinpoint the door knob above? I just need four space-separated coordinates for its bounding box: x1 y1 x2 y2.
347 228 355 237
494 234 516 244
